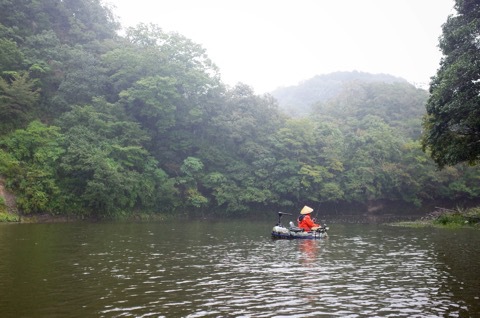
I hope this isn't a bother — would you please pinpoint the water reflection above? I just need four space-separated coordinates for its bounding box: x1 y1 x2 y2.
298 239 320 266
0 222 478 317
430 229 480 315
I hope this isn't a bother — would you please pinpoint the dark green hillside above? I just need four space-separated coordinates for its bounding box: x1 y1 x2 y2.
312 81 429 139
1 0 479 220
271 71 407 117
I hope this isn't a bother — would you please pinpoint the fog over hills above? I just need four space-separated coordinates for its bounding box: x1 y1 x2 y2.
270 71 410 116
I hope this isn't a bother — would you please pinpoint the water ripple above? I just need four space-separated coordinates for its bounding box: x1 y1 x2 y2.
0 222 479 317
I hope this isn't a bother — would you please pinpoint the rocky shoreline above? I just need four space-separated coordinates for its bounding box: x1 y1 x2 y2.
389 206 480 228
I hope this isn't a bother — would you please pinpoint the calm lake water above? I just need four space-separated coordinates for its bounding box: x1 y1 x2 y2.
0 219 479 317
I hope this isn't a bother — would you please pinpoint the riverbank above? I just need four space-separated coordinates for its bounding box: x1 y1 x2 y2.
0 211 175 223
0 177 175 223
0 211 20 222
389 206 480 229
0 178 19 222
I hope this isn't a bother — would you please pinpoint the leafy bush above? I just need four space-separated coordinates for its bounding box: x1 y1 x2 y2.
0 196 5 213
433 213 465 226
431 206 480 228
0 212 19 222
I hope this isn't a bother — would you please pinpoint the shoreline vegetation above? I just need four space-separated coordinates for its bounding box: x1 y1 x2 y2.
0 209 173 223
0 195 19 222
1 174 480 226
389 207 480 229
1 1 480 221
3 195 480 228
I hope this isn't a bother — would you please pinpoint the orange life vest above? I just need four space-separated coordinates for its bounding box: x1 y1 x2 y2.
298 214 320 231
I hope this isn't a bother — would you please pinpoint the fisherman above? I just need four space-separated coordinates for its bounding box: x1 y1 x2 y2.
297 205 321 231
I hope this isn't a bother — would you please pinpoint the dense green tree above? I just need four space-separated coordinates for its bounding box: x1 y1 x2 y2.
103 24 220 98
422 0 480 167
0 0 119 122
339 115 405 203
2 0 480 219
271 71 407 116
0 0 118 43
0 72 40 133
57 102 175 217
177 157 208 208
313 81 428 138
119 76 179 135
55 46 108 108
106 24 224 168
18 30 68 117
0 37 24 71
0 121 64 213
269 118 335 203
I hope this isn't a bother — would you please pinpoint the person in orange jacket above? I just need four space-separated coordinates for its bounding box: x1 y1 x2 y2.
297 205 321 231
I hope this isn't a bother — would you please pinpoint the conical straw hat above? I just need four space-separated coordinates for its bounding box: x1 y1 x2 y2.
300 205 314 215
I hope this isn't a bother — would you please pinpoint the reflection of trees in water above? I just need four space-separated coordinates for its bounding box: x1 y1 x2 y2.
432 230 480 316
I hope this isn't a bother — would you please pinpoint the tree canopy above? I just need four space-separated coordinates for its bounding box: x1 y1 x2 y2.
1 0 479 219
422 0 480 168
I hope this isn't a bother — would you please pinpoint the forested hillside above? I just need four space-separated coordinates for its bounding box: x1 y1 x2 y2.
271 71 407 116
1 0 479 219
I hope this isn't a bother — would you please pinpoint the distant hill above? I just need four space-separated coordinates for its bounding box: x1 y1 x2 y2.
270 71 409 116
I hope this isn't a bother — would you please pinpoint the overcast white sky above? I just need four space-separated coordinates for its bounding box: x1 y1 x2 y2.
108 0 455 94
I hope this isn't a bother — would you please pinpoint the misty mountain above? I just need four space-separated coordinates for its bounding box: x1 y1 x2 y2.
270 71 409 116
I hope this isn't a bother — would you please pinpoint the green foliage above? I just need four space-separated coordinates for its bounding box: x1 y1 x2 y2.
272 71 409 116
119 76 179 134
391 206 480 228
427 206 480 228
1 0 480 219
0 212 19 222
177 157 208 208
181 157 204 177
0 148 19 178
0 121 64 213
434 212 465 226
0 37 24 71
55 47 109 107
0 0 118 43
313 81 428 138
0 72 40 133
57 103 175 217
104 23 219 97
422 0 480 167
